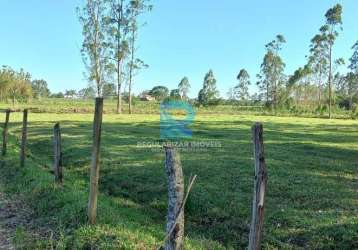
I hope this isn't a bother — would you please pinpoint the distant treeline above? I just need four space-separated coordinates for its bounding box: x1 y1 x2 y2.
0 65 34 104
0 65 121 103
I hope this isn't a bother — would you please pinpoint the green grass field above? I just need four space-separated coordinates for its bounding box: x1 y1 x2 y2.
0 98 264 115
0 112 357 249
0 98 355 119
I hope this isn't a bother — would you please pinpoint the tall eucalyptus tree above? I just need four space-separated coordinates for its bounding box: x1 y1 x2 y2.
178 77 190 100
198 70 219 106
234 69 251 102
347 41 358 110
321 4 343 118
257 34 286 111
127 0 152 114
106 0 129 113
349 41 358 75
78 0 110 97
308 33 329 105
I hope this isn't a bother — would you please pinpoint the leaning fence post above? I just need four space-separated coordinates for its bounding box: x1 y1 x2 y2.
249 123 268 250
88 97 104 225
164 146 184 250
2 109 11 156
53 123 63 184
20 109 28 167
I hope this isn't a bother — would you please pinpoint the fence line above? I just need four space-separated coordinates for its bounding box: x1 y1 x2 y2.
0 106 269 249
2 109 10 156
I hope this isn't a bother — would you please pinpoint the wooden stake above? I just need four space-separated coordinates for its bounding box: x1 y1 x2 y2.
2 109 10 156
20 109 28 167
53 123 63 184
164 146 184 250
249 123 268 250
88 97 104 225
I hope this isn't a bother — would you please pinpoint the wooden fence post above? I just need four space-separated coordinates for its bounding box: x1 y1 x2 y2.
164 146 184 250
2 109 11 156
53 123 63 184
88 97 104 225
249 123 268 250
20 109 28 167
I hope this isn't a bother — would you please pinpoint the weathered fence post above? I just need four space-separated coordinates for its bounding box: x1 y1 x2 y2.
20 109 28 167
88 97 104 225
53 123 63 184
249 123 268 250
164 146 184 250
2 109 11 156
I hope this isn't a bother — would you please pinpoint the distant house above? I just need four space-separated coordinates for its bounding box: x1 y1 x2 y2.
64 94 79 99
140 94 155 101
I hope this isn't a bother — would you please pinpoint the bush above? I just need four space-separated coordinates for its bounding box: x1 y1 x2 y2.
338 98 350 110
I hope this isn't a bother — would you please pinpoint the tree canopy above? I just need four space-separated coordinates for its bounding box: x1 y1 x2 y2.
149 85 169 101
198 70 219 106
0 66 32 104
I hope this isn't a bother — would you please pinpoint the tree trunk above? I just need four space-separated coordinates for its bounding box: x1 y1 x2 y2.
128 84 132 114
164 146 184 250
328 44 332 119
249 123 268 250
273 79 277 114
116 1 123 114
88 97 104 224
53 123 63 184
116 86 122 113
318 66 322 106
116 60 122 114
2 109 10 156
128 29 135 115
20 109 28 167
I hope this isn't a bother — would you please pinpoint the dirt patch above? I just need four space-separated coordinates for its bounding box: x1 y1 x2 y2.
0 227 14 250
0 191 17 249
0 189 50 249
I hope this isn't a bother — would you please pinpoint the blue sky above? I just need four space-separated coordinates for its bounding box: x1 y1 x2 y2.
1 0 357 98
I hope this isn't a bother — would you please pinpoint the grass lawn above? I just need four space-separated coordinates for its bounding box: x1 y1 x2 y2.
0 112 357 249
0 98 264 115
